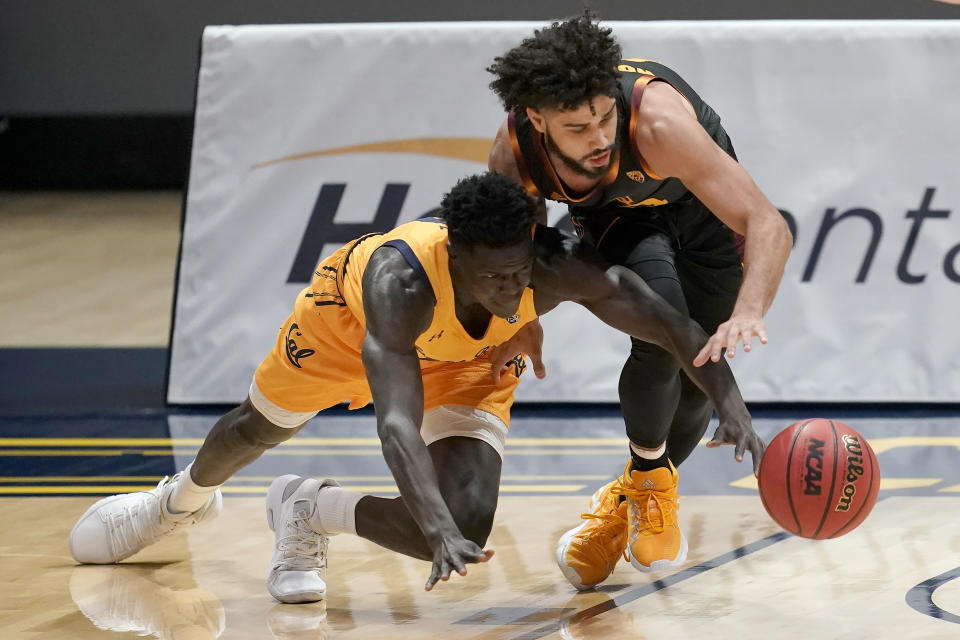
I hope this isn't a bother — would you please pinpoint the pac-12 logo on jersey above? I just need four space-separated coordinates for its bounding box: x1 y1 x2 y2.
615 195 668 208
626 171 646 183
506 314 520 324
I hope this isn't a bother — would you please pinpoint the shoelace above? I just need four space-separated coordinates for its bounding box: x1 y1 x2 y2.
578 509 630 564
106 478 197 558
611 484 678 535
580 509 627 538
107 491 166 558
275 514 325 572
571 480 630 563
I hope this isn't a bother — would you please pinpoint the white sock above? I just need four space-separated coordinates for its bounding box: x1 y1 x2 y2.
167 462 221 514
630 441 666 459
309 486 361 535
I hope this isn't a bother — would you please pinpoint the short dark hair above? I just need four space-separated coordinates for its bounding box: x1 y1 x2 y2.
487 10 622 112
441 173 535 248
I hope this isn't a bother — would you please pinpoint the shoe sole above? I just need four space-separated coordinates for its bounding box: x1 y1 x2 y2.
627 530 688 573
267 581 326 604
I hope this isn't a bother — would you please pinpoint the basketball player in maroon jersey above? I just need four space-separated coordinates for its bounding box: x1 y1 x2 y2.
486 12 791 589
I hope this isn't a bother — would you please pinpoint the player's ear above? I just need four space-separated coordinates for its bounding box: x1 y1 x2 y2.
526 107 546 133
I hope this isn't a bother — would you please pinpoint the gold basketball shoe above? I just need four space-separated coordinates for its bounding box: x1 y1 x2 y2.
555 477 629 590
616 460 687 571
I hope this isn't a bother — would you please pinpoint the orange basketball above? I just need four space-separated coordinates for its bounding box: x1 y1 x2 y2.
757 418 880 539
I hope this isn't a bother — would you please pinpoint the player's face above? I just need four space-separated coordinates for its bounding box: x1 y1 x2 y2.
451 239 535 318
526 95 619 179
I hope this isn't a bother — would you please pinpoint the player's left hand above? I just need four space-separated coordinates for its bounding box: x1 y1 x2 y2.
693 313 768 367
424 532 495 592
707 419 766 476
488 318 546 384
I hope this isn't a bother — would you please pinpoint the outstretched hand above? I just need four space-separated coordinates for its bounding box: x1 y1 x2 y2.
425 533 495 591
694 313 768 367
706 419 766 475
488 319 546 384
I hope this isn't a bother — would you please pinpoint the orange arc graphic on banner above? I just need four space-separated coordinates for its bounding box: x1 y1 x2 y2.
251 138 494 170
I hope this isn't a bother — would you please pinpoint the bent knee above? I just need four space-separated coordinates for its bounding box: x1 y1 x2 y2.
626 341 679 377
460 512 495 548
449 496 497 547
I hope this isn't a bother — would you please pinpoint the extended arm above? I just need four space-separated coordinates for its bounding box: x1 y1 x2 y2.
361 248 492 588
584 266 750 427
586 266 762 470
636 81 793 365
533 235 763 470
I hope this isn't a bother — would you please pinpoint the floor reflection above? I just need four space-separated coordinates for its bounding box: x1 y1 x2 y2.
267 602 329 640
69 565 225 639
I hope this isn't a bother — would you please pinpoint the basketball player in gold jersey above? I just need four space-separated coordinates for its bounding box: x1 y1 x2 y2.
486 13 792 589
69 173 761 603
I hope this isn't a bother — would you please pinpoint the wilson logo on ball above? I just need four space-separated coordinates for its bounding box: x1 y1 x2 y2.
835 434 865 512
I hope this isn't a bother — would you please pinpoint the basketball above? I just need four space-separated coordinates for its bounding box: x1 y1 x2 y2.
757 419 881 539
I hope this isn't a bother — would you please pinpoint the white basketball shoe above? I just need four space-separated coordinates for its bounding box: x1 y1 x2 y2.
69 473 223 564
266 475 341 604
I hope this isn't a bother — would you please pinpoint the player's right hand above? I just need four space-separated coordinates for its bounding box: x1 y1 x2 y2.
488 318 546 384
707 419 766 476
424 533 495 591
693 313 768 367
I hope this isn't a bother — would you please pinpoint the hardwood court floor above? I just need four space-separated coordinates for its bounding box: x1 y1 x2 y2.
2 411 960 639
1 493 957 639
0 191 181 347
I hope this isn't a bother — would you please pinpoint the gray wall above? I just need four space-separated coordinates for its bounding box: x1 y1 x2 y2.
3 0 959 115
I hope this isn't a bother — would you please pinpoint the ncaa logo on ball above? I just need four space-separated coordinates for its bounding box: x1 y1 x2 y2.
803 438 825 495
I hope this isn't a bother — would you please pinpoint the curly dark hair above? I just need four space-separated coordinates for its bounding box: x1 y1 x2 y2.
487 10 622 112
441 173 536 248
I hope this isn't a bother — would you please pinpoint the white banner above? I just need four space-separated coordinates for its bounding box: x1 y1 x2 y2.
168 21 960 404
